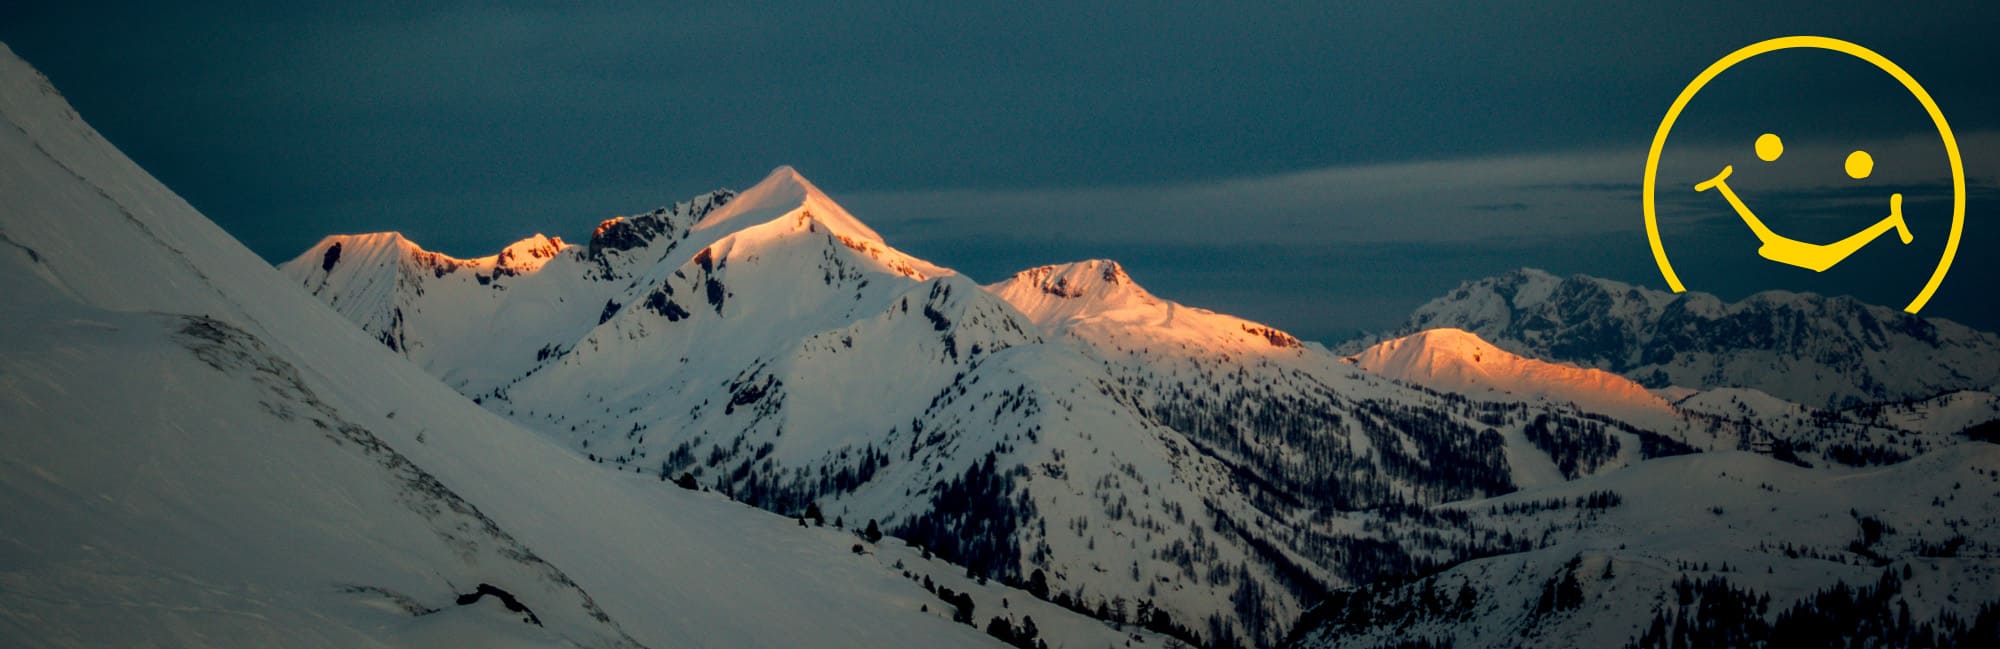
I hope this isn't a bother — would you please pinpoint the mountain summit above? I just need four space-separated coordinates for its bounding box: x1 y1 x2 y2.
689 165 886 243
989 259 1305 351
1351 327 1670 416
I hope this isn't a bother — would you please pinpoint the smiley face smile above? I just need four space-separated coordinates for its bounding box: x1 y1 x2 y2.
1692 133 1911 273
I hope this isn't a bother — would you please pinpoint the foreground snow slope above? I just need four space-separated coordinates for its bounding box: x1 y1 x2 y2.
0 41 1020 648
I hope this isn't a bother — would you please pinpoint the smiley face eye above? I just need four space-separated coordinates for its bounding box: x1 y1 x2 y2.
1846 150 1874 179
1756 133 1784 162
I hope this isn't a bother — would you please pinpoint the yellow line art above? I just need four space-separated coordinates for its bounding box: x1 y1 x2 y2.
1693 165 1912 272
1642 36 1963 314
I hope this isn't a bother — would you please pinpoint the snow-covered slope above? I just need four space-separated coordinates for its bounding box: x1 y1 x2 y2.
0 41 1109 649
1845 389 2000 437
989 259 1305 352
1351 268 2000 409
1286 447 2000 648
1350 328 1671 419
279 192 732 394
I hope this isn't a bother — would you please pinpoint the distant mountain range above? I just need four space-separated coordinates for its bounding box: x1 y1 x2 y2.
1344 268 2000 409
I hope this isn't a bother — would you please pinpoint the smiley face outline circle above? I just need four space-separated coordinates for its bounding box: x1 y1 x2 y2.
1643 35 1964 314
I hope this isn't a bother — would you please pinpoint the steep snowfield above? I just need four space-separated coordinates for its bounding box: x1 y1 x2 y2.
1353 268 2000 408
1350 328 1671 418
0 41 1070 648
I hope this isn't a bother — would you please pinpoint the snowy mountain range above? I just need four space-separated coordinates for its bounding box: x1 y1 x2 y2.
286 166 1566 646
5 37 1998 649
1346 268 2000 410
282 159 2000 646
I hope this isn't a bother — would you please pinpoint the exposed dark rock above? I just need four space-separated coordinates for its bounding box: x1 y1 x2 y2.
456 583 542 626
320 242 342 272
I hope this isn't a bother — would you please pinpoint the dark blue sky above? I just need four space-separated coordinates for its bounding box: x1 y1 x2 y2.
4 2 1996 342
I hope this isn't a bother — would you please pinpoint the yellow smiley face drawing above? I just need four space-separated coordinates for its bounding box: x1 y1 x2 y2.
1643 36 1964 314
1693 133 1910 272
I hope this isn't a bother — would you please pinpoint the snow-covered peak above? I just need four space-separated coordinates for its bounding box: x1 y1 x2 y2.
986 259 1304 351
494 233 566 275
1351 327 1671 415
291 231 571 278
689 166 884 243
1008 259 1139 299
987 259 1162 329
295 231 423 272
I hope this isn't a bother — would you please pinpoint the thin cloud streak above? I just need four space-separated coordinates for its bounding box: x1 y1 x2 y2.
850 131 2000 249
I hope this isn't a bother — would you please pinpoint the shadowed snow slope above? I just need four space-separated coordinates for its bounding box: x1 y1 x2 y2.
0 41 1010 649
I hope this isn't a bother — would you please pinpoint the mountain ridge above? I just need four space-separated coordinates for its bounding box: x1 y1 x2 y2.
1348 268 2000 408
286 168 1668 646
1349 327 1672 418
